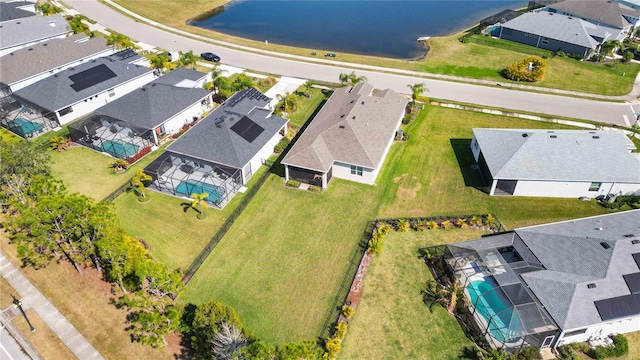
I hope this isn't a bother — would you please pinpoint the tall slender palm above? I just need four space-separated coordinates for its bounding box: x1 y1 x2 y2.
339 71 367 86
178 50 198 69
276 92 297 116
407 82 427 111
190 193 209 215
303 81 313 97
131 169 152 198
210 65 223 95
107 32 135 50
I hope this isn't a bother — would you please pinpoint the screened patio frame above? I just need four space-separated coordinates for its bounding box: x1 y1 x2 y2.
68 114 155 160
431 233 559 351
143 152 243 209
0 95 58 139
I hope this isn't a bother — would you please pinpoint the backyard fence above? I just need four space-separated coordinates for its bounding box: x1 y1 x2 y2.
468 36 553 58
319 221 373 338
102 180 131 202
181 165 272 284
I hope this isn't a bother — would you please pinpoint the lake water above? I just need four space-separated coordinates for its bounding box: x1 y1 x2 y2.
190 0 527 59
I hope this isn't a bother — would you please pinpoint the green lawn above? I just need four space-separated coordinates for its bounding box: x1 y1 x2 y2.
0 128 22 143
113 164 270 272
287 87 330 129
49 142 170 201
340 230 482 360
181 176 379 344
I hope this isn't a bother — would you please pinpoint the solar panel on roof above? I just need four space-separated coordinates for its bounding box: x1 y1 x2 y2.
114 48 136 60
594 293 640 321
69 64 117 92
624 273 640 294
230 116 264 143
634 253 640 269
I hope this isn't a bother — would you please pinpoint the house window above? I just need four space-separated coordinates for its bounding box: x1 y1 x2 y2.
589 182 602 191
563 328 587 337
350 165 363 176
108 88 116 97
58 106 73 116
542 37 549 45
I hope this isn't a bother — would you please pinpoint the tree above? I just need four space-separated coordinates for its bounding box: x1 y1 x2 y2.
190 192 209 217
0 139 51 205
148 52 170 74
303 80 313 97
339 71 367 86
107 32 135 50
35 1 62 15
49 136 70 152
210 64 224 95
131 169 151 198
178 50 198 69
68 16 92 36
407 82 427 111
232 73 255 91
276 92 297 116
110 159 129 173
421 280 460 314
504 56 547 82
210 322 248 360
185 301 245 359
599 40 622 57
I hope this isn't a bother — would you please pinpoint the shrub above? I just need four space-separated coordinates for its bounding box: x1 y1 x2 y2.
425 220 438 230
511 346 542 360
623 51 634 63
285 179 300 188
440 220 453 229
333 321 347 339
555 50 567 58
367 235 383 256
484 214 496 227
455 218 468 228
341 305 355 319
592 334 628 359
504 56 547 82
396 219 410 232
377 224 392 236
470 216 483 227
274 137 291 153
569 53 583 60
557 345 577 360
308 185 321 192
125 146 152 164
459 35 471 43
324 336 341 359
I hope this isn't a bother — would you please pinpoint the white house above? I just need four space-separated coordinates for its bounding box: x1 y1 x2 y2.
0 34 114 95
440 210 640 351
8 55 154 127
282 82 407 188
0 13 69 57
470 128 640 198
143 88 288 209
68 68 213 160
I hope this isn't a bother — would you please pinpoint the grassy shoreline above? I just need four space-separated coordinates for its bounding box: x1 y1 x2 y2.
111 0 640 96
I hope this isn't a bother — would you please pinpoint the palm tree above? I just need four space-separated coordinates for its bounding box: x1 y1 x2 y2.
190 192 209 217
149 52 170 74
110 159 129 173
303 81 313 97
130 169 152 198
407 83 427 112
210 65 223 95
339 71 367 86
276 92 297 116
178 50 198 69
49 136 70 152
600 40 622 57
232 73 254 91
421 280 460 315
107 32 135 50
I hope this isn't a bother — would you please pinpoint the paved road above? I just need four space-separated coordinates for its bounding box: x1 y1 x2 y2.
0 327 29 360
67 0 639 127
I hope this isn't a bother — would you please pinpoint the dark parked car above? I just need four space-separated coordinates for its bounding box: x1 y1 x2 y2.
201 52 220 62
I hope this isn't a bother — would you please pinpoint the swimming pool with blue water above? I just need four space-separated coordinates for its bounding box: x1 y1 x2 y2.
467 278 522 343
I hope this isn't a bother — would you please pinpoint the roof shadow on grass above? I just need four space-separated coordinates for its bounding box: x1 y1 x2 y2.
449 138 489 193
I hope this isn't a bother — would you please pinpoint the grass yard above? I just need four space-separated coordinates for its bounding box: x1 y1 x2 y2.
112 0 638 95
376 106 611 229
0 225 174 360
339 230 483 360
1 127 22 143
0 277 77 360
113 164 270 272
49 142 171 201
181 176 379 345
287 87 330 129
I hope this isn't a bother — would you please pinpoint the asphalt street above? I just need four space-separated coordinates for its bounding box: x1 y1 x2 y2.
67 0 639 127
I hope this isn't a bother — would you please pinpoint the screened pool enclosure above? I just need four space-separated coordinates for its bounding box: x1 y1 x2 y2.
68 114 154 160
0 96 58 138
425 233 559 351
143 152 242 209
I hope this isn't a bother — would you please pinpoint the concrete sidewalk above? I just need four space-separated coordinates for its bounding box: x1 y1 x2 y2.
0 252 104 360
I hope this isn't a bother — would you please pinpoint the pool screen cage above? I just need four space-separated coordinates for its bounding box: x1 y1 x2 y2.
143 152 243 209
0 96 58 139
68 114 155 161
424 232 559 352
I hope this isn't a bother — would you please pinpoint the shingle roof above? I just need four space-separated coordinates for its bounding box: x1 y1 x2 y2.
153 67 208 86
13 57 153 112
0 1 36 22
500 11 623 49
167 88 288 169
0 13 68 50
282 82 407 172
473 128 640 183
549 0 640 29
94 79 211 129
0 34 111 86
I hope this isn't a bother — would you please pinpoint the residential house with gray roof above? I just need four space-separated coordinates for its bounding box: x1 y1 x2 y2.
435 210 640 351
470 128 640 197
545 0 640 32
0 1 36 23
496 11 625 58
143 88 288 208
67 68 213 160
0 34 114 95
282 82 407 188
0 13 69 57
1 56 154 138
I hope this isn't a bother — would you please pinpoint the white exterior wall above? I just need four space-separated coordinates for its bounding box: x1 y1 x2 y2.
55 71 155 125
241 124 286 184
557 315 640 347
332 161 376 185
161 95 212 135
9 48 115 92
506 180 640 198
0 33 67 57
